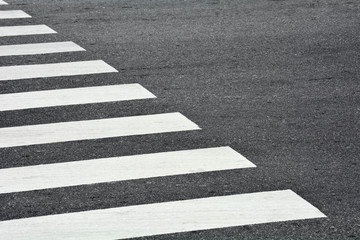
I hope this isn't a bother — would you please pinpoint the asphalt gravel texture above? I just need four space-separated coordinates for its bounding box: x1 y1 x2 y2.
0 0 359 239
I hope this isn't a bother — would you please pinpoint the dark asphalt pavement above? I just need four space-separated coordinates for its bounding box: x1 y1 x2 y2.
0 0 359 239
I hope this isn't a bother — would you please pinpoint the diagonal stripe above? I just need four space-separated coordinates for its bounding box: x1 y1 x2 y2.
0 112 200 148
0 25 56 37
0 60 118 81
0 10 31 19
0 190 326 240
0 0 7 5
0 146 255 194
0 41 85 57
0 84 156 111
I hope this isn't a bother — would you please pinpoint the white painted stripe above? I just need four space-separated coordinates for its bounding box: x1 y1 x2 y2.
0 0 8 5
0 60 118 81
0 190 326 240
0 25 56 37
0 146 254 194
0 41 85 57
0 84 156 111
0 112 200 148
0 10 31 19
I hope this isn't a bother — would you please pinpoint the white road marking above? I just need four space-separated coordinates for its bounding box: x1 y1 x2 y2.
0 41 85 57
0 190 326 240
0 60 118 81
0 10 31 19
0 25 56 37
0 112 200 148
0 0 7 5
0 84 156 111
0 146 254 194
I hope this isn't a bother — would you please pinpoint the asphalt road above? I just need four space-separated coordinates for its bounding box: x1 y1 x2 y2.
0 0 359 239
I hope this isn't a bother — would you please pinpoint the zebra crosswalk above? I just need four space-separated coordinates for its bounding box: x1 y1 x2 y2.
0 10 31 19
0 190 325 240
0 24 56 37
0 41 85 57
0 60 118 81
0 84 155 111
0 112 200 148
0 146 255 194
0 2 326 239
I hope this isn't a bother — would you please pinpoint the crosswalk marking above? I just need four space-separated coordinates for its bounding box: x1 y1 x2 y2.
0 10 31 19
0 25 56 37
0 3 326 238
0 112 200 148
0 146 254 194
0 190 326 240
0 41 85 57
0 60 118 81
0 84 156 111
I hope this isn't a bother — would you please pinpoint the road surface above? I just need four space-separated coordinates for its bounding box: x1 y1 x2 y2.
0 0 359 239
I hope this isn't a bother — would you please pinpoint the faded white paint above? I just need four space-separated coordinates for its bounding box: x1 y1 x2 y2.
0 60 117 81
0 10 31 19
0 146 254 194
0 190 326 240
0 84 156 111
0 25 56 37
0 112 200 148
0 41 85 57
